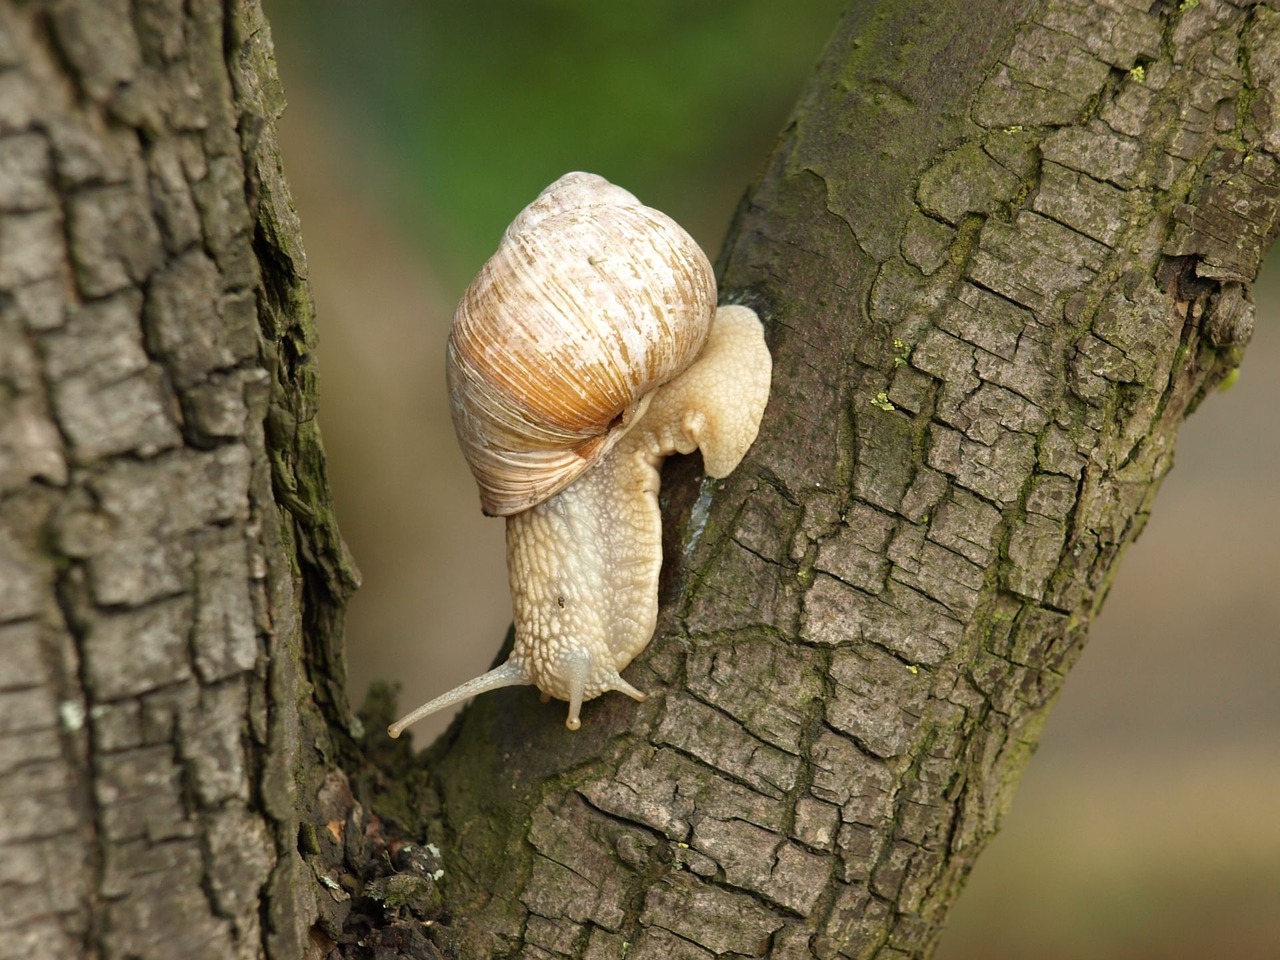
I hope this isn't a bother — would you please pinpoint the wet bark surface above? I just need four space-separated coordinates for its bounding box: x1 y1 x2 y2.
1 1 1277 959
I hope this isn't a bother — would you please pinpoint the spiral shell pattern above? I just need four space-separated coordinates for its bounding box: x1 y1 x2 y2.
447 172 717 516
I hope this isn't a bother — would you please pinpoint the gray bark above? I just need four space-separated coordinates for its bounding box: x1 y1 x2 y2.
0 1 1276 960
0 2 357 958
427 1 1279 957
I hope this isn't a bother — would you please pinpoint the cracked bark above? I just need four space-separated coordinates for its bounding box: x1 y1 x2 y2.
0 2 357 958
0 1 1276 960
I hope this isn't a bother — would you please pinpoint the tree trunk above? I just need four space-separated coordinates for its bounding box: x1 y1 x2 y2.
0 2 358 958
1 2 1276 960
426 1 1279 957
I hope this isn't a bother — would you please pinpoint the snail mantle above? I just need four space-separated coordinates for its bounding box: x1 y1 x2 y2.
388 172 772 736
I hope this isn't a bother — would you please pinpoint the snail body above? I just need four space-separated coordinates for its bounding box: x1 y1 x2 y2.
388 174 771 736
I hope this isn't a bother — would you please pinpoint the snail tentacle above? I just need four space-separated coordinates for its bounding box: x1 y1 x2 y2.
387 660 530 739
561 647 591 731
604 672 647 702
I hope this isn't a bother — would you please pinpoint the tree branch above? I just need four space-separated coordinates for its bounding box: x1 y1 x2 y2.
416 1 1280 957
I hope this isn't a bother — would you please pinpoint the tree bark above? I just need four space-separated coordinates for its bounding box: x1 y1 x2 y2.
0 2 358 958
0 2 1276 960
426 1 1280 957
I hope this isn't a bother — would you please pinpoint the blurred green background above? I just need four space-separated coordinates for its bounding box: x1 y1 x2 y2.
264 3 1279 957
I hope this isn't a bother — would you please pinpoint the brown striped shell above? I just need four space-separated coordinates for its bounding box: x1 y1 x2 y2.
447 172 717 516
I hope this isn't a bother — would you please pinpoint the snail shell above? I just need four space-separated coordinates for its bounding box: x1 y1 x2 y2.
446 171 717 516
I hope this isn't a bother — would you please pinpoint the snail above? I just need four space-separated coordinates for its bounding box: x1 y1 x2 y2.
388 173 771 735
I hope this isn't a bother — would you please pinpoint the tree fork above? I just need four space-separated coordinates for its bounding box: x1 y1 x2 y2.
0 1 1276 959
